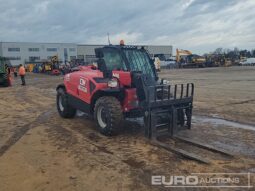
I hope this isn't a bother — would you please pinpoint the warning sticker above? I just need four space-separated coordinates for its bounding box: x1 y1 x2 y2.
79 77 87 93
78 85 87 93
80 78 86 86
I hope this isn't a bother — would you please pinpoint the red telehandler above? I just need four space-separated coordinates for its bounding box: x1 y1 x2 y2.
56 43 232 163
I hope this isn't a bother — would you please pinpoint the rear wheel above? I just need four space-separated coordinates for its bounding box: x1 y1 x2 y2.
94 96 123 136
57 88 76 118
3 79 9 87
0 74 9 87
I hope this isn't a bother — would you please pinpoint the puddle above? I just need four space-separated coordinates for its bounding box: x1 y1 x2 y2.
193 115 255 131
128 115 255 131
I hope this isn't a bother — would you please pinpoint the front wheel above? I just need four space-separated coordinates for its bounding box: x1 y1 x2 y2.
94 96 123 136
56 88 76 118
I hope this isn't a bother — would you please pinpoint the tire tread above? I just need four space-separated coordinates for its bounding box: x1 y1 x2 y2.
94 96 123 135
57 88 76 118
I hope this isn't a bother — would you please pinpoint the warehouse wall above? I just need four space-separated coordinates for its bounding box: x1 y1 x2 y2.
1 42 77 66
77 45 104 62
146 45 173 57
1 42 173 65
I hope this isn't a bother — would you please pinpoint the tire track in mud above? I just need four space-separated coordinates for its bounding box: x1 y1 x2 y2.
43 115 181 190
227 99 255 105
46 115 255 183
0 110 54 157
45 125 154 190
0 82 57 157
44 122 146 190
45 115 147 161
45 114 181 167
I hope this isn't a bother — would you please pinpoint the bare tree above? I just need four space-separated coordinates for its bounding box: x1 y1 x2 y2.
214 48 223 54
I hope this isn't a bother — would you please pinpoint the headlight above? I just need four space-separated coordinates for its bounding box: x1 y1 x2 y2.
108 79 118 88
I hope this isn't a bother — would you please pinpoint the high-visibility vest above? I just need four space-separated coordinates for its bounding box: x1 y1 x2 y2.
19 66 26 75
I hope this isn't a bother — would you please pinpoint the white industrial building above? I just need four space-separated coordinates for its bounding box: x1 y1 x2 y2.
0 42 77 66
0 42 172 66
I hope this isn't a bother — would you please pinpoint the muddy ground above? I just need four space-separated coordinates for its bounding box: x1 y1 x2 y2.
0 66 254 191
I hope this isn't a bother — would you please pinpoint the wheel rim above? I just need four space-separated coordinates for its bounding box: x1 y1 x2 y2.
58 96 64 112
97 106 107 129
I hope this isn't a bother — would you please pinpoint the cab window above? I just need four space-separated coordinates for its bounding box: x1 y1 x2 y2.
103 49 127 71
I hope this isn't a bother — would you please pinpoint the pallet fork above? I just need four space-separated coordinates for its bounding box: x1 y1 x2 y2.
134 73 232 163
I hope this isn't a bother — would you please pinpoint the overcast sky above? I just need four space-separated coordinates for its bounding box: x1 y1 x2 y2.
0 0 254 54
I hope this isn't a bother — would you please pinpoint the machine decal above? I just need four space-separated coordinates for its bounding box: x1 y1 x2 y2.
80 78 87 86
78 85 87 93
78 78 87 93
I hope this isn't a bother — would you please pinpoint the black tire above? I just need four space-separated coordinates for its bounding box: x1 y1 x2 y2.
0 74 9 87
56 88 76 118
94 96 123 136
3 79 9 87
6 79 10 87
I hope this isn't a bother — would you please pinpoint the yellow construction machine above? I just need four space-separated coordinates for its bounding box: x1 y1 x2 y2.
176 49 206 68
176 49 192 63
42 55 61 75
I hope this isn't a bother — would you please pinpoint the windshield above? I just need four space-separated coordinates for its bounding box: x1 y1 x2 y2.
103 49 127 71
123 49 156 79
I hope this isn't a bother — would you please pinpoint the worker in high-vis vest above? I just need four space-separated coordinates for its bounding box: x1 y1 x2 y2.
18 64 26 86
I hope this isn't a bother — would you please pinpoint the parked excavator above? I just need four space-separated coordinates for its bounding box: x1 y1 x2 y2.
176 49 206 68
